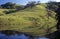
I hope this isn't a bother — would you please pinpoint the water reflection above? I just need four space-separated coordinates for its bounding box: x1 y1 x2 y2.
0 33 49 39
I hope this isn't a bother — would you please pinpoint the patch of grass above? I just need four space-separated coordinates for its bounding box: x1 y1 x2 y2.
0 4 57 36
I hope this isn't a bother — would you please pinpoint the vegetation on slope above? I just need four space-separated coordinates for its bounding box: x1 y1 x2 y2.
0 2 57 36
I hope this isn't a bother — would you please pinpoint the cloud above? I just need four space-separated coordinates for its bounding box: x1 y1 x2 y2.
55 0 60 2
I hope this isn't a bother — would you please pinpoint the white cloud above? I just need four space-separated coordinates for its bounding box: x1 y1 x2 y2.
55 0 60 2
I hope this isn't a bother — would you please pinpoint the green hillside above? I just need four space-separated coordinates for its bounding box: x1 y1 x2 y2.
0 4 57 36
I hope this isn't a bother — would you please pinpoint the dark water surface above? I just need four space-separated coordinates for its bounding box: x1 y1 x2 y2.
0 33 49 39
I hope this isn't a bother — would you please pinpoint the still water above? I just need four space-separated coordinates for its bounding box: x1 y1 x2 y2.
0 33 49 39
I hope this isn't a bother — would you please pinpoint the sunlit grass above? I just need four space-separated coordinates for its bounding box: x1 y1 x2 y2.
0 4 57 36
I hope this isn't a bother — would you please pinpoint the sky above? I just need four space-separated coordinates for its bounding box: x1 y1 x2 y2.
0 0 60 5
55 0 60 2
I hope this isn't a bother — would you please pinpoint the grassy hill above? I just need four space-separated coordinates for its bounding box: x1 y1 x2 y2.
0 4 57 36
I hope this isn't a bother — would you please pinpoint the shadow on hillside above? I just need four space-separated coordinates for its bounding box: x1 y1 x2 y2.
4 9 20 14
46 30 60 39
56 9 60 29
0 30 22 35
46 6 60 39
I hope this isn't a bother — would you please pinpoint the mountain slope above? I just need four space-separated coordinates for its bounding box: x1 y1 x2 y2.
0 4 57 36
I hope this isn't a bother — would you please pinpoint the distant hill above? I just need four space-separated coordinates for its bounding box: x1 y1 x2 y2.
0 2 23 9
0 2 59 36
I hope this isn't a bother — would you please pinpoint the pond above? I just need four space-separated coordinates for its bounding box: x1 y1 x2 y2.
0 33 49 39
